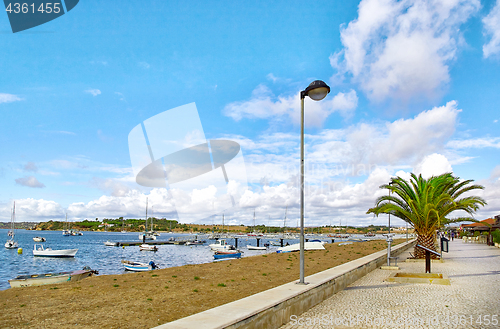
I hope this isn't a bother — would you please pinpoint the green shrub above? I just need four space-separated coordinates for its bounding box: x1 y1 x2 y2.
492 229 500 244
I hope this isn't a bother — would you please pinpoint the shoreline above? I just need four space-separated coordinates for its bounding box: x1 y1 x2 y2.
0 239 404 328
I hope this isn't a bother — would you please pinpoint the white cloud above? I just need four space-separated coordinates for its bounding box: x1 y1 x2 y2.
446 137 500 149
332 0 480 102
0 93 22 104
90 177 132 197
413 153 453 178
0 199 64 221
309 100 460 168
223 84 358 127
85 89 101 96
483 0 500 58
15 176 46 188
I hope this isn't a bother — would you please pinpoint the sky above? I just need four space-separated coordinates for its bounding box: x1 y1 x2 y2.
1 0 500 228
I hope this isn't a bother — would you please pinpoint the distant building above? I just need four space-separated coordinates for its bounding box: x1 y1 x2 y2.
461 216 500 233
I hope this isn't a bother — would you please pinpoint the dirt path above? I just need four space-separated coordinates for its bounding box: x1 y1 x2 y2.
0 240 401 329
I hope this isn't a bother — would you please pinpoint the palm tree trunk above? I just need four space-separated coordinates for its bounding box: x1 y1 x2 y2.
414 233 439 259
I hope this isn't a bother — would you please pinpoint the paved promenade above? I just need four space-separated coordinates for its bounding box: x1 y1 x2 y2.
280 240 500 328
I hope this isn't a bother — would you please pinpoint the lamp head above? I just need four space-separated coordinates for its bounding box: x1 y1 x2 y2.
302 80 330 100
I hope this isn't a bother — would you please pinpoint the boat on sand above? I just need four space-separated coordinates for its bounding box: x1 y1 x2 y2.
9 267 98 288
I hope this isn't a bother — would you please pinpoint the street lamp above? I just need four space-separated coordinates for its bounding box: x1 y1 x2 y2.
299 80 330 284
386 181 393 266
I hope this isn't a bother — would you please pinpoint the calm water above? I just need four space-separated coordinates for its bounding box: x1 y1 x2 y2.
1 229 405 290
0 229 301 290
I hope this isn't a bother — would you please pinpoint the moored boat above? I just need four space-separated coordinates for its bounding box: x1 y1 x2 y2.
8 267 98 288
33 237 46 242
33 244 78 257
209 239 236 252
104 240 118 246
247 245 267 250
213 252 241 260
5 202 19 249
121 260 159 272
186 240 205 245
139 244 158 251
276 241 325 253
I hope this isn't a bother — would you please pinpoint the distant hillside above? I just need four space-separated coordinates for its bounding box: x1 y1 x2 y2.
0 222 38 230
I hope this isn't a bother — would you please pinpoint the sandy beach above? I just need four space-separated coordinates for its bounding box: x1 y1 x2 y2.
0 239 403 329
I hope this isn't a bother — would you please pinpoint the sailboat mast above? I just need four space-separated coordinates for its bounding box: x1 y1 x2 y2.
253 209 255 232
145 197 148 235
12 202 15 233
222 213 224 232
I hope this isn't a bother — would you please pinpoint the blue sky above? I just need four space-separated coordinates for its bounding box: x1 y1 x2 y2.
1 0 500 227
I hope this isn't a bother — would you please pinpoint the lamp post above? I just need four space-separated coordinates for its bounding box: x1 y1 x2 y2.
386 181 393 266
299 80 330 284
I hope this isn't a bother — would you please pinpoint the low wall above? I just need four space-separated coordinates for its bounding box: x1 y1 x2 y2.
155 239 416 329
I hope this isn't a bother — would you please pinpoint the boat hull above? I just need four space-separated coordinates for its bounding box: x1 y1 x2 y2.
247 246 267 250
122 260 158 272
276 241 325 253
214 252 241 260
139 244 158 251
4 240 19 249
8 269 96 288
33 245 78 257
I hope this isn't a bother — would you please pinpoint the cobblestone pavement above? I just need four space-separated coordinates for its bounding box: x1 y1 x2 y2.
281 240 500 329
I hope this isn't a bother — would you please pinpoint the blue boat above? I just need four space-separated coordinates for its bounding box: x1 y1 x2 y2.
213 252 241 260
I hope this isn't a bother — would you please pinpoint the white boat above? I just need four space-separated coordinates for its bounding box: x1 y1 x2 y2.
276 241 325 253
139 198 157 241
209 239 236 252
139 244 158 251
121 260 159 272
33 237 46 242
247 245 267 250
8 267 98 288
139 232 156 241
32 244 78 257
186 240 205 245
104 240 118 247
5 202 19 249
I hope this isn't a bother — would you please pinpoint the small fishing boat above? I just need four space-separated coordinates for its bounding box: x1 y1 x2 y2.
5 202 19 249
104 240 119 247
214 249 242 255
121 260 159 272
33 244 78 257
139 244 158 251
247 245 267 250
8 267 98 288
213 252 241 260
209 239 236 252
364 232 375 237
186 240 205 245
276 241 325 253
33 237 46 242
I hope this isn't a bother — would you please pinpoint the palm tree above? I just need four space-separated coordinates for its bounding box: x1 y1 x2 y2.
367 173 486 258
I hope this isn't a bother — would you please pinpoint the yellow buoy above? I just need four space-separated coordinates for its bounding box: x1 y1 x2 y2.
17 248 23 254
